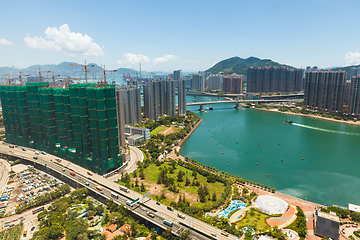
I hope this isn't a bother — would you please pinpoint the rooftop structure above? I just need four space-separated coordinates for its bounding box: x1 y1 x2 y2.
314 208 340 240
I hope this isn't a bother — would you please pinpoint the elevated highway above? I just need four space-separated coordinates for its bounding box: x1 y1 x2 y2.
0 143 239 240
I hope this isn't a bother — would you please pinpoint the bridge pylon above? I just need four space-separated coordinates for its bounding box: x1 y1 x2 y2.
234 102 240 109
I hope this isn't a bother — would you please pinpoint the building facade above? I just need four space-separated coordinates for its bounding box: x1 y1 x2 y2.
348 75 360 117
223 75 242 94
247 66 304 93
143 79 176 121
0 83 122 174
124 125 150 145
303 70 346 113
192 73 205 91
116 85 141 126
207 74 223 91
173 70 182 80
314 208 340 240
178 79 187 115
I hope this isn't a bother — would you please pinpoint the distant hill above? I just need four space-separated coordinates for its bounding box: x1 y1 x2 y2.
326 65 360 77
206 56 294 76
0 62 138 79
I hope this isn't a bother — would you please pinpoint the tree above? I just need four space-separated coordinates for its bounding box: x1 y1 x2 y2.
135 178 139 187
140 182 146 192
212 193 217 201
179 229 192 240
177 170 184 182
192 171 197 179
139 169 145 180
133 171 137 178
185 177 190 186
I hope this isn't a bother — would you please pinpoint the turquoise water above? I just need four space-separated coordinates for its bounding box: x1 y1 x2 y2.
180 102 360 207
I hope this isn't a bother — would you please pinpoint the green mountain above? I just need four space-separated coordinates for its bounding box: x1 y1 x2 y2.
206 56 294 76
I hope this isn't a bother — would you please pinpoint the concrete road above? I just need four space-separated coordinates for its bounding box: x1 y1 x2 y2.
0 142 238 240
0 158 10 196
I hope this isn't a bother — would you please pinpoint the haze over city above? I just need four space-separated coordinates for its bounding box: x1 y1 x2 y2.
1 0 360 72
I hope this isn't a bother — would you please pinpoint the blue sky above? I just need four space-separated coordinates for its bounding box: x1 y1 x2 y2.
1 0 360 72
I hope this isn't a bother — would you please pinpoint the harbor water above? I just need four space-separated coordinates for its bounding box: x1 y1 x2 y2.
181 101 360 207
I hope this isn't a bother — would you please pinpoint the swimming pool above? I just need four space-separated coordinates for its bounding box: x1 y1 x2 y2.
216 200 246 218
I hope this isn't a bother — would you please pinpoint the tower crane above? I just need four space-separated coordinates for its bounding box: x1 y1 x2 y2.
23 68 51 82
59 77 80 88
4 72 30 85
69 60 95 84
51 72 61 87
2 74 21 85
87 65 116 84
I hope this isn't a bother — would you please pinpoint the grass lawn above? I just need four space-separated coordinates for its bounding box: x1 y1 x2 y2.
129 163 226 208
236 208 270 232
0 224 23 240
150 127 168 136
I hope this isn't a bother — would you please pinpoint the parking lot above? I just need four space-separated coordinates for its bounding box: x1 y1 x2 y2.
0 161 65 233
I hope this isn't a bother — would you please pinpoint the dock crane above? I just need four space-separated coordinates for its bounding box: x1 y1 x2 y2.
69 60 94 84
87 65 116 84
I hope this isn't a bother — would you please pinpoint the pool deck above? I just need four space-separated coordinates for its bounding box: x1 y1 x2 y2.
229 206 251 223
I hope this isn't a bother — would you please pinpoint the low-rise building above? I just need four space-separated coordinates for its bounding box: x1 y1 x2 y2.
314 208 340 240
119 223 132 236
124 125 150 145
106 224 118 233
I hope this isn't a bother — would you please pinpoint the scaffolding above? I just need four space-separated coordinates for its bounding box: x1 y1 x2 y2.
0 82 122 174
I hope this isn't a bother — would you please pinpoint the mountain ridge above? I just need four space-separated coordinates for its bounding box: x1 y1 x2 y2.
206 56 294 76
0 62 139 77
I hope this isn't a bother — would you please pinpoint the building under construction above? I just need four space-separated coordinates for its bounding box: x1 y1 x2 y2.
0 82 122 174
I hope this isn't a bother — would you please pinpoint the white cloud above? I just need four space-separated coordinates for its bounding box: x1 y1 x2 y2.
0 38 14 46
117 53 179 65
345 52 360 65
117 53 150 65
24 35 54 49
24 24 104 57
153 55 179 64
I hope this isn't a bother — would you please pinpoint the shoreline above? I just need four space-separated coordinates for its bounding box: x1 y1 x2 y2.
172 110 329 211
251 106 360 126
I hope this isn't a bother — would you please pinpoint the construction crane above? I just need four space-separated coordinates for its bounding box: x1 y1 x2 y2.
87 65 116 84
51 72 60 87
23 68 51 82
4 72 30 85
2 74 20 85
59 77 80 88
69 60 95 84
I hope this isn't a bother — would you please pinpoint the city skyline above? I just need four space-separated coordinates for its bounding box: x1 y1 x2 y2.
1 0 360 72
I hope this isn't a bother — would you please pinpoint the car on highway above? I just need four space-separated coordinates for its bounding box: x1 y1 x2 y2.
167 206 174 211
141 207 146 211
147 211 155 218
22 147 26 151
85 182 89 186
156 201 160 205
221 231 229 236
33 156 38 160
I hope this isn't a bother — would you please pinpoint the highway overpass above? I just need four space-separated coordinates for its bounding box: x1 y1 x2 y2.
186 99 303 106
0 143 239 240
